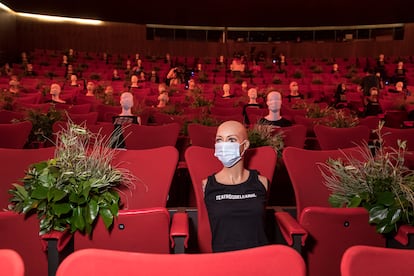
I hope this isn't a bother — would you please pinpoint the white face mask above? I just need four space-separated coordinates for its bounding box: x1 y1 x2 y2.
214 141 246 168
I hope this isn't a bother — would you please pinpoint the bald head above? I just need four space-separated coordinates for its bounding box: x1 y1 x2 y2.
216 120 248 142
50 83 61 95
120 92 134 110
267 91 282 112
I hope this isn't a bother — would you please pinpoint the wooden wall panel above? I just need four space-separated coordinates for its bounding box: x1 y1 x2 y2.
2 17 413 63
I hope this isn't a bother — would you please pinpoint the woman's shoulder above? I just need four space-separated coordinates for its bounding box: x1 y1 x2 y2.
248 169 268 191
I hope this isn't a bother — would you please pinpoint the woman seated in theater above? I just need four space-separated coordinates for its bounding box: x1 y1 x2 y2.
258 90 292 127
112 92 141 148
203 120 269 252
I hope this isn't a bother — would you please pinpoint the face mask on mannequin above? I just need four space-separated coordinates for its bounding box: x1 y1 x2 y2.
214 141 246 168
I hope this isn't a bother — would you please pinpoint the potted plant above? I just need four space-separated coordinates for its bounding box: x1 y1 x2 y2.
247 124 285 157
320 121 414 234
8 121 134 235
24 105 63 148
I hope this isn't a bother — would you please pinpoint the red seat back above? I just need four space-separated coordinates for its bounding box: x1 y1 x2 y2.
57 245 306 276
74 207 171 253
112 146 179 209
0 121 33 148
0 147 55 209
0 212 48 276
314 124 370 150
0 249 24 276
187 123 218 148
122 123 180 150
341 245 414 276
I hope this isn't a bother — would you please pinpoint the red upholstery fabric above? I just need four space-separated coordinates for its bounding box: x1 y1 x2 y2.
0 110 25 123
382 126 414 151
381 126 414 169
314 124 371 150
0 212 48 276
66 111 99 125
0 249 24 276
187 123 218 148
0 121 33 148
74 207 172 253
0 147 55 209
122 123 180 150
184 145 277 253
341 245 414 276
273 124 307 149
112 146 179 209
57 245 306 276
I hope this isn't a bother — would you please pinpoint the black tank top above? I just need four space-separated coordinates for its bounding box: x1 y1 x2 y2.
204 169 269 252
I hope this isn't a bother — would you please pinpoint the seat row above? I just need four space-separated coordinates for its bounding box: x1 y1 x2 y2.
2 131 414 274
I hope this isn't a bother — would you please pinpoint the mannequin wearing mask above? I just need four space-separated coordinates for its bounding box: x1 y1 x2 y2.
203 120 269 253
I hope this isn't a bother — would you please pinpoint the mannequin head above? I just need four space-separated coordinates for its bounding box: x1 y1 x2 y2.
266 91 282 113
247 88 258 103
157 92 169 108
241 80 248 91
289 81 299 95
222 83 231 96
120 92 134 114
215 120 250 167
50 83 61 96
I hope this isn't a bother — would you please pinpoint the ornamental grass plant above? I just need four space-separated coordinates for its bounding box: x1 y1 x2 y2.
320 121 414 234
8 121 135 235
247 124 285 157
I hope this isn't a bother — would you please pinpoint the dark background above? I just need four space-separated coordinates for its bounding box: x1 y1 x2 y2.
2 0 414 27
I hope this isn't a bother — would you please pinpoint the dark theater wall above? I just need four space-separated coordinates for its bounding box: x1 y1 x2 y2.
0 8 17 64
2 15 414 62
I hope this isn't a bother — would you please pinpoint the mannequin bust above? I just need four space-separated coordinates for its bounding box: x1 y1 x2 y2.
85 81 95 97
50 83 66 104
258 91 292 127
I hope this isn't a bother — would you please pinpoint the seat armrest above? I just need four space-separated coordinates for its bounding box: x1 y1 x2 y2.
394 225 414 246
170 212 189 253
41 229 74 276
275 211 308 247
40 229 73 252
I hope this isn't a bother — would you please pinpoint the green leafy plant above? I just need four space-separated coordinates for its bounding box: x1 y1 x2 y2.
187 87 213 108
310 65 323 73
0 91 15 110
272 75 282 84
320 109 360 128
306 103 333 118
89 73 101 81
320 121 414 234
198 71 209 83
247 124 285 157
311 78 323 84
292 70 303 79
8 122 135 235
25 105 63 143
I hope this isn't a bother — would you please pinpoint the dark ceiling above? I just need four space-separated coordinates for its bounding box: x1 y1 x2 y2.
2 0 414 27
